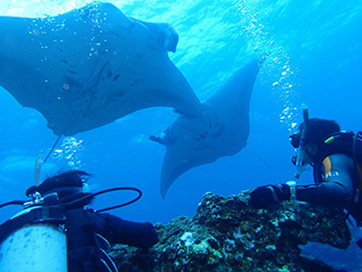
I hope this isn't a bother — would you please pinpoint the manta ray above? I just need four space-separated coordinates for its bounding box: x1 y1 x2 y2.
0 2 206 135
150 59 263 198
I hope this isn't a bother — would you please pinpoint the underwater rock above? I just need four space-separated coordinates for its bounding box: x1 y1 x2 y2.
111 190 350 272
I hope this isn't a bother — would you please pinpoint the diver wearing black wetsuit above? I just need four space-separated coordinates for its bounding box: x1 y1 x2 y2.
27 170 159 272
65 208 158 271
292 153 358 206
249 118 362 225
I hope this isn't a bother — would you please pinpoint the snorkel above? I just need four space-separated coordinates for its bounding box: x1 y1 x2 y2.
34 135 63 185
294 104 309 178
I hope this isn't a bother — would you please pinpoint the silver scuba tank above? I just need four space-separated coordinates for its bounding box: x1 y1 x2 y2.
0 206 67 272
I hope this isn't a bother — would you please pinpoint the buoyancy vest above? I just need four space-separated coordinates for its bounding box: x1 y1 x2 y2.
65 208 118 272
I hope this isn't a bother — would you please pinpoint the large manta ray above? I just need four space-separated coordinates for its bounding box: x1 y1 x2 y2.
150 59 262 198
0 2 206 135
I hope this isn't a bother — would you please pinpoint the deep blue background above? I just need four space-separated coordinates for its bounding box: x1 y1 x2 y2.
0 0 361 270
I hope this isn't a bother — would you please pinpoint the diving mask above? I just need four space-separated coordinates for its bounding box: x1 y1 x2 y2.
289 132 301 149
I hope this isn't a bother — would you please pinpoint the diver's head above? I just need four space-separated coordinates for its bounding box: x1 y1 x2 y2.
26 170 94 208
290 118 340 163
290 118 340 148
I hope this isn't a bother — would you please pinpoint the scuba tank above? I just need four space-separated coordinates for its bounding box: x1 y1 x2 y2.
0 205 67 272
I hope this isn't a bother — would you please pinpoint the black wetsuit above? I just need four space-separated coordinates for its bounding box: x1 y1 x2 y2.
294 154 360 208
65 208 159 271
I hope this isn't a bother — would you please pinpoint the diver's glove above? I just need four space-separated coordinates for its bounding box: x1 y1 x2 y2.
249 184 291 208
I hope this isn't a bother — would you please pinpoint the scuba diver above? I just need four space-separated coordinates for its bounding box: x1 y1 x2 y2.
0 170 159 272
249 108 362 229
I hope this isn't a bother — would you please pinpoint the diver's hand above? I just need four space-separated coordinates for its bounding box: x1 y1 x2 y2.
249 184 291 208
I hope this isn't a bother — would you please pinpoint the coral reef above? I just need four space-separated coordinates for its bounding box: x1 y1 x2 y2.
111 190 350 272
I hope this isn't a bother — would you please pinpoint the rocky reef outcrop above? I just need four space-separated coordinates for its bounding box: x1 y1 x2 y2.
111 190 351 272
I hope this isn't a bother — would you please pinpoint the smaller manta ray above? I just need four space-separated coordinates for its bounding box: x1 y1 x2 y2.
150 59 263 198
0 2 206 135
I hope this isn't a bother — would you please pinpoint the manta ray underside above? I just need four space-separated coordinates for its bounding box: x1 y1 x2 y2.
0 2 206 135
150 59 263 198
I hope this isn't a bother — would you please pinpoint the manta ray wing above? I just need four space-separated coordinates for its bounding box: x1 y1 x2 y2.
151 59 262 198
0 2 206 135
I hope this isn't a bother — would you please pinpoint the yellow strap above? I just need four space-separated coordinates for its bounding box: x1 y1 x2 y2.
322 157 332 181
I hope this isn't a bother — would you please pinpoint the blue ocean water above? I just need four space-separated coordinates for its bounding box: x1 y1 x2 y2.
0 0 361 270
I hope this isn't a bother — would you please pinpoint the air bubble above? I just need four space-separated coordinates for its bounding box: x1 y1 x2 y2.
52 136 84 169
